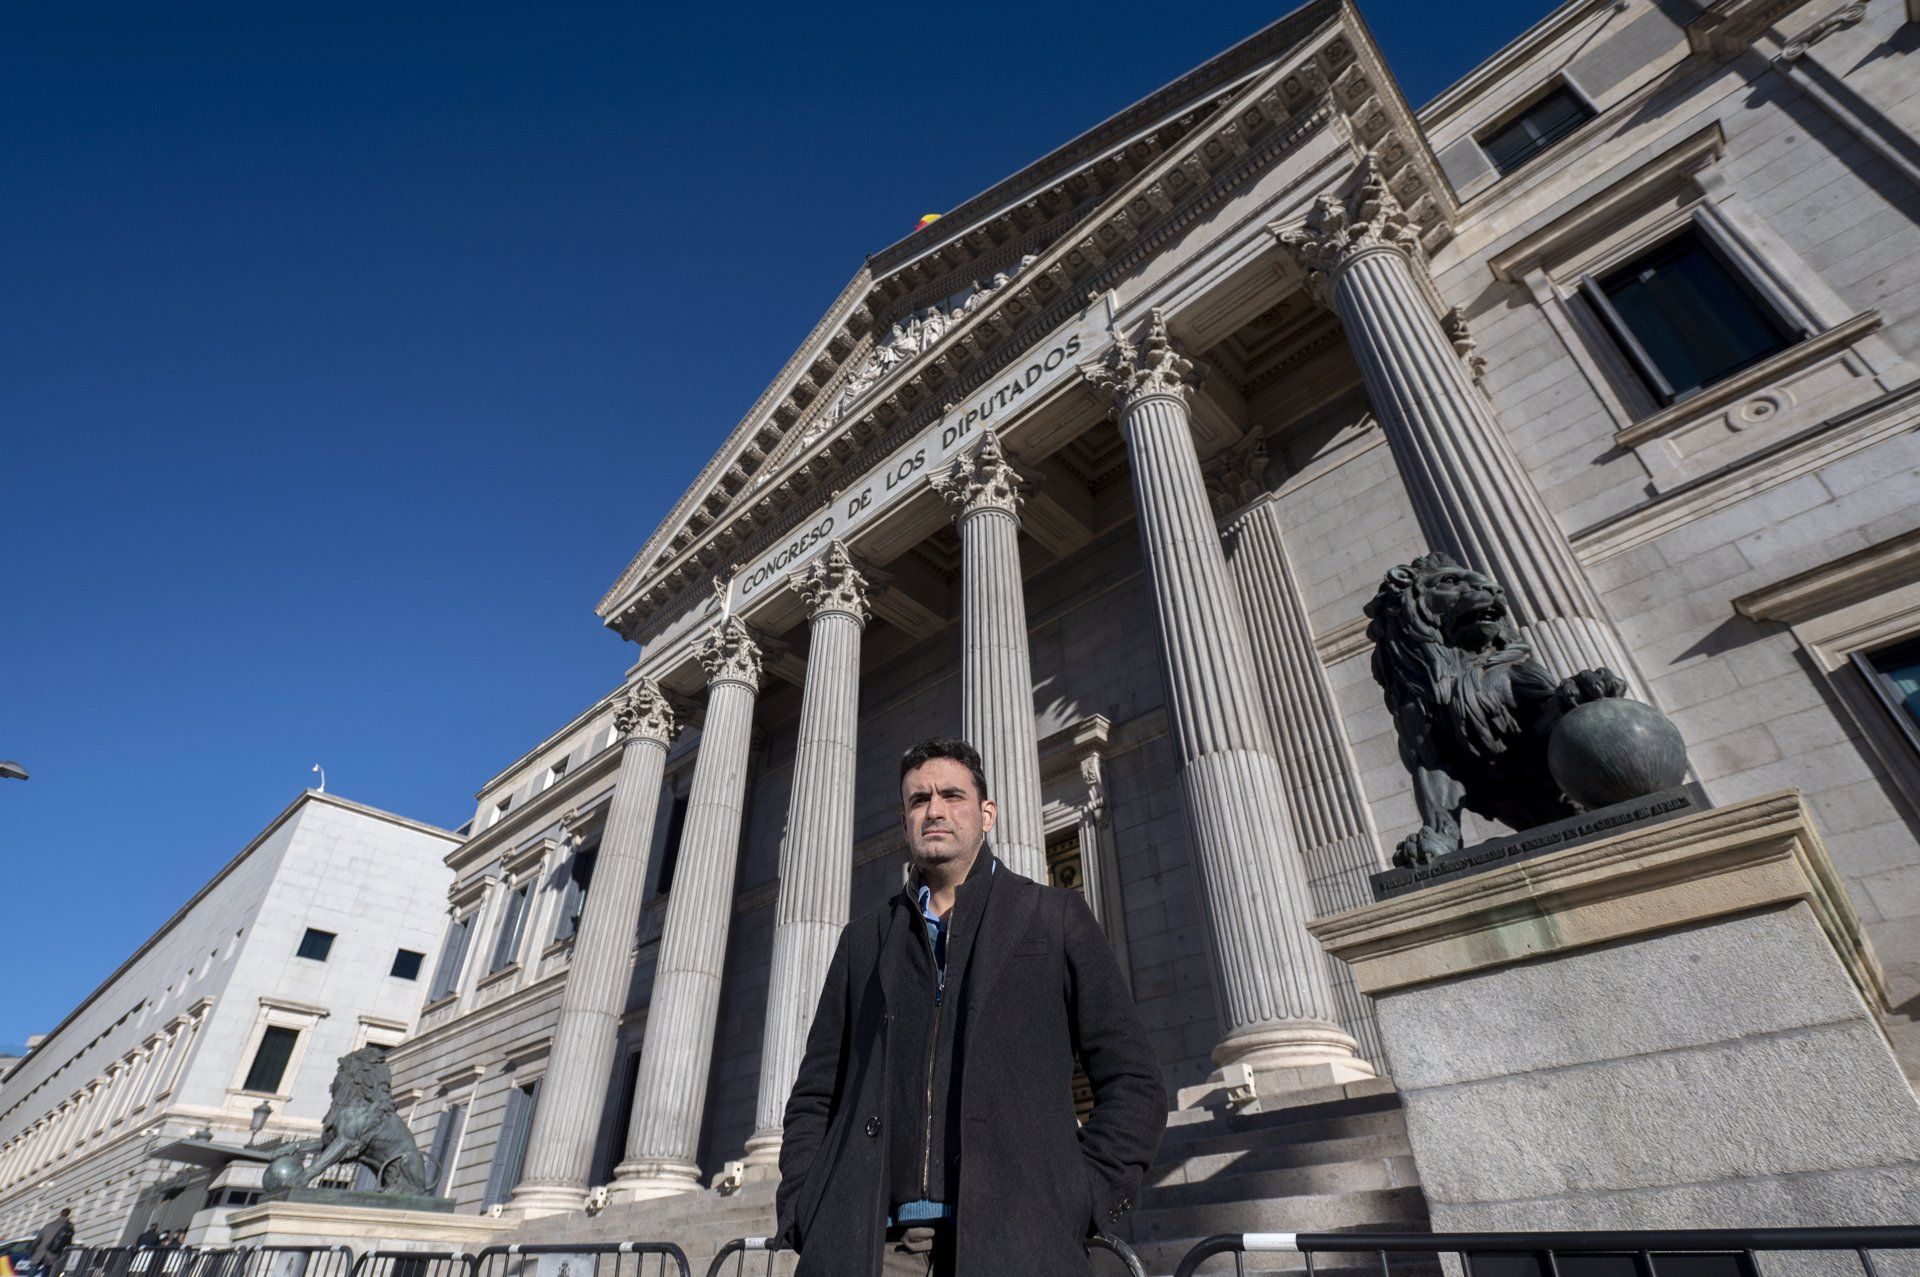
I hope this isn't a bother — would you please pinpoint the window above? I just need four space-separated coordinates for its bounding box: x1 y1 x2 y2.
546 757 570 787
488 882 532 974
1583 227 1798 405
552 841 599 943
296 928 335 962
425 1101 467 1196
242 1026 299 1094
1479 84 1595 176
390 949 425 981
1859 636 1920 746
427 913 475 1002
482 1079 542 1208
655 794 691 896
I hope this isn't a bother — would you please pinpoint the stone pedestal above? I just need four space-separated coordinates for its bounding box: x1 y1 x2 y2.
226 1200 517 1253
1310 791 1920 1230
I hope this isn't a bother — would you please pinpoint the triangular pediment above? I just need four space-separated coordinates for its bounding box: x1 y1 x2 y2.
599 0 1454 641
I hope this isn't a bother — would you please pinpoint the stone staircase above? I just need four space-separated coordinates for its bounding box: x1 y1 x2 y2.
1120 1079 1430 1276
505 1081 1428 1276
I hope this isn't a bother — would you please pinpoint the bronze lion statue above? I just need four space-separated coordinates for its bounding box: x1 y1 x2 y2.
264 1045 432 1195
1365 552 1628 866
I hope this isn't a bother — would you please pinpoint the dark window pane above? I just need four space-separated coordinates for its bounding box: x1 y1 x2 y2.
296 928 334 962
391 949 425 980
656 795 691 896
1599 230 1796 399
244 1026 299 1093
1868 636 1920 731
1480 85 1595 175
554 844 599 943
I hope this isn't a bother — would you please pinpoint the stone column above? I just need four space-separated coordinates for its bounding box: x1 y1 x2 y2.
1207 437 1387 1067
1274 156 1633 683
509 681 680 1216
929 431 1047 884
1083 314 1371 1089
612 616 764 1201
742 542 872 1172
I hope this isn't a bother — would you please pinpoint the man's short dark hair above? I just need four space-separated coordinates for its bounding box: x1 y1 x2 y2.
899 737 990 801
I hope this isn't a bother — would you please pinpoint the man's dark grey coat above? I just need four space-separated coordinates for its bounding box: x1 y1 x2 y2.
775 860 1167 1277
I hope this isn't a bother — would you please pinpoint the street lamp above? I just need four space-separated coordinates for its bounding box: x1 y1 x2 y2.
0 762 27 781
248 1100 273 1146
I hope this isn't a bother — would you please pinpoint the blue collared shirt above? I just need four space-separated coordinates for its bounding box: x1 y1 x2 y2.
913 859 994 1005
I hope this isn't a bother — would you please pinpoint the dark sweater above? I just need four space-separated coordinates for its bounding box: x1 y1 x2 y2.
884 849 997 1207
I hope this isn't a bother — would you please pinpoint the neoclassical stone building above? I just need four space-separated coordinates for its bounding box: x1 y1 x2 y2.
0 793 456 1246
385 0 1920 1250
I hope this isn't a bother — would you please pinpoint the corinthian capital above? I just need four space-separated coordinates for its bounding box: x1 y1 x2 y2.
1080 309 1201 410
614 678 681 747
697 615 764 690
930 430 1024 521
1273 153 1423 306
790 540 873 624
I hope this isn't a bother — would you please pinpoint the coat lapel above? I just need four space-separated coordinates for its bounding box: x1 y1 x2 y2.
962 864 1040 1018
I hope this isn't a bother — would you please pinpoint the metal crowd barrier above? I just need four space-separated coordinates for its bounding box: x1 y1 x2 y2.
49 1247 92 1277
184 1250 247 1277
347 1252 476 1277
236 1246 353 1277
1172 1228 1920 1277
704 1231 1148 1277
471 1242 688 1277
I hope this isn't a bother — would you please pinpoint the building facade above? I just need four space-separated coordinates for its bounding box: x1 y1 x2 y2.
0 793 457 1244
388 0 1920 1234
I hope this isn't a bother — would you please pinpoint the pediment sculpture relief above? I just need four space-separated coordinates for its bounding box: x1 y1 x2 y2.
810 254 1039 443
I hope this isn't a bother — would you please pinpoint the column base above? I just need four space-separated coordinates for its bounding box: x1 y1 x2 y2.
1179 1023 1374 1110
737 1128 783 1182
609 1157 704 1203
503 1179 589 1219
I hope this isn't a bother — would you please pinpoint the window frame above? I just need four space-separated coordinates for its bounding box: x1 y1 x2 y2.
426 911 477 1004
295 928 335 963
1475 80 1598 178
390 948 426 981
487 880 533 975
1578 223 1806 408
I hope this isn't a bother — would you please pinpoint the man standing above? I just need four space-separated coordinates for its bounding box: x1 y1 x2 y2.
776 738 1166 1276
25 1207 73 1277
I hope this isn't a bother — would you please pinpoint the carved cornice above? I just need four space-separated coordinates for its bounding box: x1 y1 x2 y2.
1273 152 1424 306
931 430 1025 521
696 615 765 691
1080 309 1204 414
613 679 681 748
790 540 874 625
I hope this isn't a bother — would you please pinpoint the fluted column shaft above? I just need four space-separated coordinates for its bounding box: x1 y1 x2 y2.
614 619 763 1200
1276 160 1634 683
745 544 870 1167
1084 315 1368 1084
933 432 1047 883
511 683 679 1215
1220 494 1386 1067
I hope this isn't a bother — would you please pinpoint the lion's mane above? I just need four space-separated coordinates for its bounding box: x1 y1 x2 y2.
1364 552 1532 765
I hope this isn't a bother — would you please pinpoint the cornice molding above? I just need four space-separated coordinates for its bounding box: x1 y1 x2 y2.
1733 527 1920 625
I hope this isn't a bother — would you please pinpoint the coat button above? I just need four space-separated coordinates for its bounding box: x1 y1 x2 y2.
864 1116 881 1137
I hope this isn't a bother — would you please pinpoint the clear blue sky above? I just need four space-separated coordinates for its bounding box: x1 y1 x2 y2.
2 0 1550 1045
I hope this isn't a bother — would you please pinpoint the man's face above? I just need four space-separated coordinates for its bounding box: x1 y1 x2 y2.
900 757 997 873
